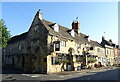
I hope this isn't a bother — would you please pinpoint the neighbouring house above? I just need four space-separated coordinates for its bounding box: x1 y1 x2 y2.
101 37 115 66
114 45 119 65
89 40 106 66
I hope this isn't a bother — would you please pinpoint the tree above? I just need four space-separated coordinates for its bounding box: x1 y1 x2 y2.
0 19 11 48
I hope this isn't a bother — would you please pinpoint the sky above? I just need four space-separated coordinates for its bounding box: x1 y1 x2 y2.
2 2 118 44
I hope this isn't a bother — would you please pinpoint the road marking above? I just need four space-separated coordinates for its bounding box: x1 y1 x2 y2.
31 75 39 78
60 76 64 77
22 74 32 77
22 74 26 75
22 74 40 78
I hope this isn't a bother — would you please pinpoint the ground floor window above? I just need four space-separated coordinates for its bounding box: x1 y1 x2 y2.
51 54 69 65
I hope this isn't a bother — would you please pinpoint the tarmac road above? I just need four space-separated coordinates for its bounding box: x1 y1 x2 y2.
2 66 120 81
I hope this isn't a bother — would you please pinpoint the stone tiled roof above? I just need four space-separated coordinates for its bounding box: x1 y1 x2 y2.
7 18 90 45
90 40 103 48
42 19 90 44
7 32 28 44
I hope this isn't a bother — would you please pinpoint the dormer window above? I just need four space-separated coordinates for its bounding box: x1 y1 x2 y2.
52 23 59 32
71 30 75 37
88 38 90 42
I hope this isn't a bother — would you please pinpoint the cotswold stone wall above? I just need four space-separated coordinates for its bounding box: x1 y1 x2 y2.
23 16 48 73
4 15 49 73
47 55 64 74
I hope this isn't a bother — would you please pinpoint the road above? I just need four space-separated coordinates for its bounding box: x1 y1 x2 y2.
2 66 120 81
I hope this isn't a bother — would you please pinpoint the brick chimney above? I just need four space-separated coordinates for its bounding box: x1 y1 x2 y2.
72 17 80 34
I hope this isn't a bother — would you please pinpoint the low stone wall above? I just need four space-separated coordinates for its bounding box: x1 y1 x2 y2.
47 64 63 74
47 55 63 74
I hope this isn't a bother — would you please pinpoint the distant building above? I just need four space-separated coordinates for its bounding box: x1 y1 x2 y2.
101 37 115 66
90 40 106 66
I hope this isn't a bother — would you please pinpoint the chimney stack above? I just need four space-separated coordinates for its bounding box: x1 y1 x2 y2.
37 9 42 20
102 36 105 41
72 17 80 34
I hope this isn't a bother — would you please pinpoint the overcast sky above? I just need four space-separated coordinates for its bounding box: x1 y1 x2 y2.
2 2 118 44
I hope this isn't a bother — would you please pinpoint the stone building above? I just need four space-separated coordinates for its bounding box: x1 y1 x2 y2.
4 10 96 74
113 45 120 65
4 10 119 74
90 40 106 66
101 37 115 66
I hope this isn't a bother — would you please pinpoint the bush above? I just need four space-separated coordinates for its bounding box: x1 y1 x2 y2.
55 59 69 64
88 58 97 63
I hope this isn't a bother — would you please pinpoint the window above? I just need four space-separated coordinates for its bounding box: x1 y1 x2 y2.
77 44 81 48
110 51 111 55
97 48 100 52
107 50 109 55
55 42 60 51
18 44 21 50
98 57 101 62
52 24 59 32
90 47 93 50
52 57 56 65
60 41 66 47
71 30 75 37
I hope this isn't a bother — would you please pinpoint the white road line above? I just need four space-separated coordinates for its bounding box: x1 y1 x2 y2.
60 76 64 77
22 74 40 78
31 75 39 78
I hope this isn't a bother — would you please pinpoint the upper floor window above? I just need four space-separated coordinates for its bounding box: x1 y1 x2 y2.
107 50 109 55
78 44 81 48
71 30 75 37
75 43 81 48
55 42 60 51
52 24 59 32
90 47 94 50
18 44 21 50
60 41 66 47
97 48 100 52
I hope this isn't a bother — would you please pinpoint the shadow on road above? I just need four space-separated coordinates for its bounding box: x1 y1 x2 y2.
65 68 120 81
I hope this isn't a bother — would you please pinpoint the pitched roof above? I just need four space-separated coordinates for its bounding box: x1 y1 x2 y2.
101 38 115 47
42 19 89 44
90 40 103 48
7 32 28 44
7 19 90 45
